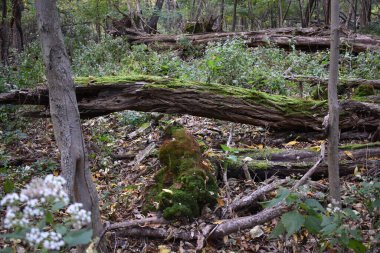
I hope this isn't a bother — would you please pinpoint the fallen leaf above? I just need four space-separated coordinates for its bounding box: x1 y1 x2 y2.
344 150 355 160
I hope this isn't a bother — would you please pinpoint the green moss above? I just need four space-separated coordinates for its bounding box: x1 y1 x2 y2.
354 84 375 97
145 128 217 220
75 74 327 118
339 142 380 150
249 161 270 170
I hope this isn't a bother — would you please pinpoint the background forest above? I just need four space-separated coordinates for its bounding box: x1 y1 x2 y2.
0 0 380 252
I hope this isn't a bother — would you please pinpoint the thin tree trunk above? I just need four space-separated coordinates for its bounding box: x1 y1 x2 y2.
217 0 225 32
34 0 105 250
11 0 24 52
232 0 238 31
0 0 9 65
278 0 283 27
327 0 341 207
146 0 165 33
359 0 371 28
323 0 331 25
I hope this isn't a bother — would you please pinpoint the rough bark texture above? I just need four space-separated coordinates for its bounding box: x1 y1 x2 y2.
122 27 380 53
327 0 341 207
34 0 104 246
0 0 9 65
1 76 379 136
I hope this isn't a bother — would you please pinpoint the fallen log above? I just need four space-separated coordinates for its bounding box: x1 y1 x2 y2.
0 75 379 135
124 27 380 53
224 143 380 180
284 75 380 90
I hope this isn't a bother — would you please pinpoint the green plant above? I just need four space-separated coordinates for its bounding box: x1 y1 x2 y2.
0 175 93 252
269 178 380 252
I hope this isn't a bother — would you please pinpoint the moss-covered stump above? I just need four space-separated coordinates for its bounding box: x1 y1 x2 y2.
146 128 218 220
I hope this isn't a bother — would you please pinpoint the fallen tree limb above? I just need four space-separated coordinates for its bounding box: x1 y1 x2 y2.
223 144 380 180
284 75 380 89
1 76 379 135
123 27 380 53
223 178 290 217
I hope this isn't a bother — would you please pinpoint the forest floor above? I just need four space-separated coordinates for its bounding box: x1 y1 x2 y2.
0 110 378 252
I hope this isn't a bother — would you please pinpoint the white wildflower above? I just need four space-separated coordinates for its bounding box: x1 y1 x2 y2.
1 193 20 206
67 203 91 229
26 228 65 251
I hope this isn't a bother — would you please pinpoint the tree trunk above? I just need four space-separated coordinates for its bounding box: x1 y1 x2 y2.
145 0 165 33
217 0 225 32
0 0 9 65
34 0 105 249
359 0 371 28
323 0 331 25
10 0 23 52
327 0 341 207
232 0 238 31
2 76 379 137
278 0 283 27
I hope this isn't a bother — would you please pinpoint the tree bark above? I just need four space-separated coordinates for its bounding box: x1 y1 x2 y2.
217 0 225 32
224 145 380 180
34 0 105 249
1 76 379 136
0 0 9 65
10 0 23 52
145 0 165 33
120 27 380 53
327 0 341 207
232 0 238 31
359 0 371 28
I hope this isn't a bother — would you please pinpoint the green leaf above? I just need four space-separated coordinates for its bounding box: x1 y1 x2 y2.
0 230 26 239
269 222 285 239
45 211 54 224
3 179 15 194
304 215 322 234
347 239 366 253
52 201 66 212
0 247 13 253
321 222 338 235
55 224 68 235
304 199 325 212
280 211 305 238
64 229 93 247
372 199 380 208
261 187 289 208
220 144 232 152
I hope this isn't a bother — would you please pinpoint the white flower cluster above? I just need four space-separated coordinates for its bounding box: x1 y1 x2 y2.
67 203 92 229
1 174 93 251
1 175 69 229
326 203 341 213
26 228 65 250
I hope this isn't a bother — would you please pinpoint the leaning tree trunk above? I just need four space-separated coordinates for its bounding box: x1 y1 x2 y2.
1 76 379 138
327 0 341 207
34 0 105 248
145 0 165 33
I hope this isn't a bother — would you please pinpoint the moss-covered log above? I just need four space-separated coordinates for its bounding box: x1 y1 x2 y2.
123 27 380 53
0 75 379 134
224 143 380 180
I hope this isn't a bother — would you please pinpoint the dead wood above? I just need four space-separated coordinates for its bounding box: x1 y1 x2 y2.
123 27 380 53
224 144 380 180
284 75 380 89
1 77 379 136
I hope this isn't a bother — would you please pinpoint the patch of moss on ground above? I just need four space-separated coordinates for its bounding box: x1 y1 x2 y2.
339 142 380 150
145 127 217 220
354 84 375 97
